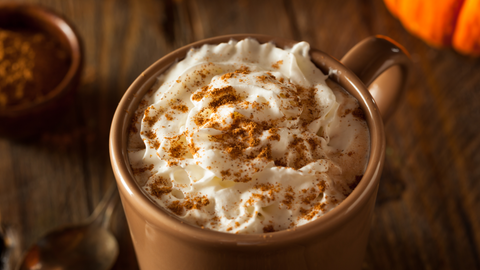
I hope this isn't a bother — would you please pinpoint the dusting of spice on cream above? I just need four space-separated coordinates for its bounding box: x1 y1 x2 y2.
128 38 369 234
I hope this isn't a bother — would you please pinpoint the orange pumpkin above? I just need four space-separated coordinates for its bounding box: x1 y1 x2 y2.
384 0 480 56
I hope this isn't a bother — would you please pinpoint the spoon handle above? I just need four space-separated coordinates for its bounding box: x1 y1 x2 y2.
0 222 19 270
86 182 120 228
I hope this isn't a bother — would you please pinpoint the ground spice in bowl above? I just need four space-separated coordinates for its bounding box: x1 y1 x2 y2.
0 3 82 139
0 28 70 108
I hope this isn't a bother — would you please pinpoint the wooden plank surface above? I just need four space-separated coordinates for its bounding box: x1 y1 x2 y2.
0 0 479 269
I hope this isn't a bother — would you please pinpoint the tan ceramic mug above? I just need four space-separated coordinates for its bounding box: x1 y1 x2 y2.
109 34 410 270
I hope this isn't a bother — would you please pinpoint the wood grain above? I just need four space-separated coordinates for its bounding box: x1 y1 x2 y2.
0 0 479 269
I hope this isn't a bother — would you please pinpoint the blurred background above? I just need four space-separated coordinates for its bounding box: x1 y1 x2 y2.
0 0 479 269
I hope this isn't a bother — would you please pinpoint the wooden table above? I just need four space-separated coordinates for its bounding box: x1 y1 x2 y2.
1 0 479 269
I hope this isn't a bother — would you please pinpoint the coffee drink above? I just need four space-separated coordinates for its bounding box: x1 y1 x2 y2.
127 38 369 234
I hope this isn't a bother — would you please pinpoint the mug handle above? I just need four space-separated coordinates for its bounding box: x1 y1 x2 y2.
340 35 411 122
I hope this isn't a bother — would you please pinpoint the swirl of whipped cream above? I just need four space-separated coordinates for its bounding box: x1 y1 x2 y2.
128 38 369 234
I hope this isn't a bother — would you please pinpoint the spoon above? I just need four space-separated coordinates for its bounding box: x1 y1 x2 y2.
17 183 120 270
1 215 20 270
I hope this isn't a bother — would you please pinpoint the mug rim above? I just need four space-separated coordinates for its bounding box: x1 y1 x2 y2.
109 33 385 250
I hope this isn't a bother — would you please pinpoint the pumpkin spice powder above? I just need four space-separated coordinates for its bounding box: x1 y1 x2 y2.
0 28 70 108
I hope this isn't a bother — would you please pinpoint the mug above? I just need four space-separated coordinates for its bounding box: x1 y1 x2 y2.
109 34 410 270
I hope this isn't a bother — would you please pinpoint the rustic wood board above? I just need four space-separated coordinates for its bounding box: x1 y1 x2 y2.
0 0 479 269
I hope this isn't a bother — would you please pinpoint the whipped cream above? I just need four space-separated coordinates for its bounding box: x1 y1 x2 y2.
127 38 369 234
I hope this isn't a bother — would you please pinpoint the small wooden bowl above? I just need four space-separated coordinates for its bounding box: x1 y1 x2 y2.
0 3 83 139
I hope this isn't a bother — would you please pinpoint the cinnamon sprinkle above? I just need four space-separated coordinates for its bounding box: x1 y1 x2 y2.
143 106 163 127
271 60 283 69
183 195 210 210
172 104 188 113
299 202 326 221
192 85 209 101
317 180 326 193
167 195 210 216
234 66 250 74
257 144 272 160
168 201 184 215
263 225 275 233
282 186 295 209
165 135 188 158
352 106 365 120
132 164 154 174
207 86 239 111
148 177 172 198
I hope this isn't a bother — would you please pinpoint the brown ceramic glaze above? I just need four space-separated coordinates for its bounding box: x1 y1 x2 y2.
0 3 83 138
109 34 410 270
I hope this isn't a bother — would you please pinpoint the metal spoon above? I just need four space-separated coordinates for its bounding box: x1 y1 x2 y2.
1 216 20 270
17 183 120 270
